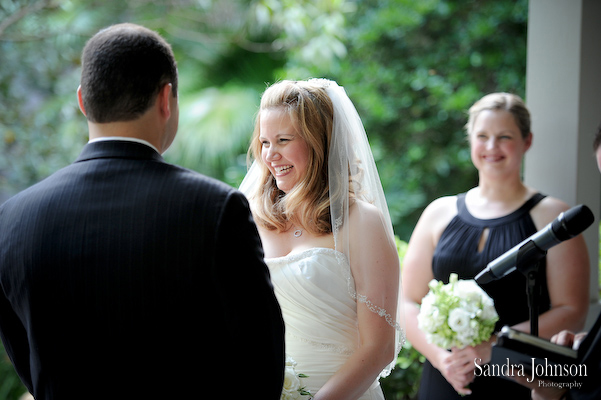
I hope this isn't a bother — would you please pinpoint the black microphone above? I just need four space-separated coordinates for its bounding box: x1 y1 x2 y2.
475 204 594 284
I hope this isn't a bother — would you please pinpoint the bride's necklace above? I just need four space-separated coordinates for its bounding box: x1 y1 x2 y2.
289 221 307 238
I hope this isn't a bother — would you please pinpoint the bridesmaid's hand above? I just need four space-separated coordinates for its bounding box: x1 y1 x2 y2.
436 336 496 395
450 335 495 369
434 349 474 396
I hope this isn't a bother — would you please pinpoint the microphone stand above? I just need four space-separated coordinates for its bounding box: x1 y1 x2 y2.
514 240 547 337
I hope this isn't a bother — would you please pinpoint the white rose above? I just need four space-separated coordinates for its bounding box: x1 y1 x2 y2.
479 298 499 321
430 332 451 349
432 307 446 328
418 305 445 332
282 367 301 398
460 300 478 316
456 331 475 348
281 391 300 400
454 280 482 303
427 279 439 291
448 308 471 334
421 292 436 308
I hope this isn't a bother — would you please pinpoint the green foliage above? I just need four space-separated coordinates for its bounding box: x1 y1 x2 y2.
0 342 28 400
381 341 426 400
167 85 261 183
334 0 529 240
0 1 88 202
379 238 425 399
0 1 532 398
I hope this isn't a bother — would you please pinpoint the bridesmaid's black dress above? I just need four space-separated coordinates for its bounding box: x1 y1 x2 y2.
417 193 551 399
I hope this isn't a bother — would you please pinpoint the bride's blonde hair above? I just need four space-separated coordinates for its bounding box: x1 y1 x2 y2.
248 80 336 234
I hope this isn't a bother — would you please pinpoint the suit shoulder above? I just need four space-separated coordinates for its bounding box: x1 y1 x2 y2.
0 165 73 210
166 164 248 206
167 164 234 191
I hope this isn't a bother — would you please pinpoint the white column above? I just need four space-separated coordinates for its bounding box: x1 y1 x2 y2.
525 0 601 328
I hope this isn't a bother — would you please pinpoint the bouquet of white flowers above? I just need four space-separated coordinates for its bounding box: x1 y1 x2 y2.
417 273 499 349
281 356 312 400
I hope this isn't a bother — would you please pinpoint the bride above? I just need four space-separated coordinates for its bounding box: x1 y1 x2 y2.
240 79 404 400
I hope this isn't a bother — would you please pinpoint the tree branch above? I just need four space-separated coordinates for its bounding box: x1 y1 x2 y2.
0 0 55 39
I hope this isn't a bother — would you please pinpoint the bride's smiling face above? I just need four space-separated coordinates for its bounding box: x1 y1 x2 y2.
259 108 310 193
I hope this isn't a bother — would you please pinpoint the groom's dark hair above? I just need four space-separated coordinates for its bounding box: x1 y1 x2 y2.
80 23 178 123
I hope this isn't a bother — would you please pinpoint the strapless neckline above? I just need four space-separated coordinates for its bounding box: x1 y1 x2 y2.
263 245 384 399
265 247 344 263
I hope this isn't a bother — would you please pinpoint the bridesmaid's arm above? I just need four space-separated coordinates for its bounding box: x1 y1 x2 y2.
313 202 398 400
512 197 590 338
401 196 474 395
402 198 444 361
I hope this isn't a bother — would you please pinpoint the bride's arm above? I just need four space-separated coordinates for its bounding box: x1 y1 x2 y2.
313 202 398 400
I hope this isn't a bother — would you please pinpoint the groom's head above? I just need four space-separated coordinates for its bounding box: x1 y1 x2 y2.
79 23 178 124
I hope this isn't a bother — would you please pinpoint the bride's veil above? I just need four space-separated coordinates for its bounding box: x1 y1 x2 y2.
322 79 404 377
240 79 405 378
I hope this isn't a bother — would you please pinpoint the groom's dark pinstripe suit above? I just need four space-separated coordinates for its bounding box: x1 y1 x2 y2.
0 140 285 399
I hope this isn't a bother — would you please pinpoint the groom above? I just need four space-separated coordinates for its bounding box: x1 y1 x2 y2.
0 23 284 399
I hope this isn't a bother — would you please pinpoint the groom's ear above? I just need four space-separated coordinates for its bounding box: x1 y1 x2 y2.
156 83 173 120
77 86 87 117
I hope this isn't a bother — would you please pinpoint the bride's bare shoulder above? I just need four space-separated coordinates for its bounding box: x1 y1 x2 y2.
348 200 393 241
348 199 382 223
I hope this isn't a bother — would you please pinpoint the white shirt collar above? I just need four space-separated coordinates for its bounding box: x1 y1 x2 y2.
88 137 160 154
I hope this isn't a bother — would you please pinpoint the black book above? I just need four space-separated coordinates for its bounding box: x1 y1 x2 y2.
486 326 586 384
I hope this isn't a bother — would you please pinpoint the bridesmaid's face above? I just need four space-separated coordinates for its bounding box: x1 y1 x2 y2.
259 108 310 193
469 109 532 177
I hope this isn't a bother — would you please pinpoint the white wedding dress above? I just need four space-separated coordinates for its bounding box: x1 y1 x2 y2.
265 248 384 400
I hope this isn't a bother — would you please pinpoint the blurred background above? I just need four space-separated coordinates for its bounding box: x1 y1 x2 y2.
0 0 527 398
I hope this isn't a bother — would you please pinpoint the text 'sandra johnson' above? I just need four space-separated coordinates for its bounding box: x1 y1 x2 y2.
474 357 586 383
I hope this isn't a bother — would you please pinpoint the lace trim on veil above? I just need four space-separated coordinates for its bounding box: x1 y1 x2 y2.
332 250 400 330
324 79 405 378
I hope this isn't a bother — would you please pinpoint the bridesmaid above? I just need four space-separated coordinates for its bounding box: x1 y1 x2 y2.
401 92 590 399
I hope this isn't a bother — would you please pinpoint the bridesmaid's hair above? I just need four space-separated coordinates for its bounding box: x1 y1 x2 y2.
465 92 531 139
247 80 334 235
